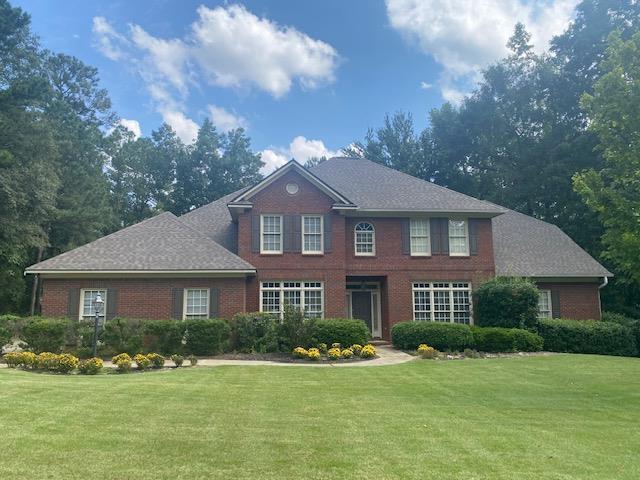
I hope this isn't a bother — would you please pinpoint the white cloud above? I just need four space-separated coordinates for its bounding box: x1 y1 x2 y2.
117 118 142 139
260 135 340 174
207 105 248 132
92 16 129 61
190 4 339 97
420 81 433 90
160 109 199 144
386 0 578 103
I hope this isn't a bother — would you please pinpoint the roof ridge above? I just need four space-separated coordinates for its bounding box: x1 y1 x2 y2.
323 156 504 211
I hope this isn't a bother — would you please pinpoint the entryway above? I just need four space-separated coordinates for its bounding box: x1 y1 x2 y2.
346 282 382 338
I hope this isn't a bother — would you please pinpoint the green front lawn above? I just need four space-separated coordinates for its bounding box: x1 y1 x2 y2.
1 355 639 479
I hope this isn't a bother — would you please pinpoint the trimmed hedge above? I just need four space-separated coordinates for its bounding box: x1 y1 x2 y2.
602 311 640 354
22 318 67 353
537 318 637 357
475 277 539 329
230 312 279 353
391 321 474 351
143 320 185 355
313 318 369 347
184 319 230 355
471 326 543 352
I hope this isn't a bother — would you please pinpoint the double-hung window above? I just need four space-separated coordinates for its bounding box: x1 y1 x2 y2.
354 222 375 256
302 215 323 254
538 290 552 319
410 218 430 256
261 215 283 254
184 288 209 320
412 282 472 324
79 289 107 322
260 281 324 318
448 219 469 256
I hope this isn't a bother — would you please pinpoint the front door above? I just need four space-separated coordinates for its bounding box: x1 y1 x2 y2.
351 291 372 333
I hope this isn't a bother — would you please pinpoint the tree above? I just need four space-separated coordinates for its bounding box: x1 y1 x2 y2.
574 31 640 282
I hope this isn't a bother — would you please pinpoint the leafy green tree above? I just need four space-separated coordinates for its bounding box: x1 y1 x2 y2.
574 31 640 282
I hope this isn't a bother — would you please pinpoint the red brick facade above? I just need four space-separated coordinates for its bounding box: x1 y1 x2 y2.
38 168 604 337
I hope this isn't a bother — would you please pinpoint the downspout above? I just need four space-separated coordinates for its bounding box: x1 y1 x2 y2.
597 276 609 319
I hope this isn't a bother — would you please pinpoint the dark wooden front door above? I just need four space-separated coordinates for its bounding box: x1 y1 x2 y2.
351 291 372 332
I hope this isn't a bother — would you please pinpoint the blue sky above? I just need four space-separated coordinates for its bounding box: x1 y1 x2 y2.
15 0 579 171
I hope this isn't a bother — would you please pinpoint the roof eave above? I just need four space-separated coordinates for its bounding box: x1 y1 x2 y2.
25 269 256 278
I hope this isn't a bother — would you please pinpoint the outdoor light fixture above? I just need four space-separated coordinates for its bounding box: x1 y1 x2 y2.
92 293 104 358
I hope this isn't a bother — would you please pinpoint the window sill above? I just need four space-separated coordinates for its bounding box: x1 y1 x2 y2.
302 253 325 257
260 252 284 256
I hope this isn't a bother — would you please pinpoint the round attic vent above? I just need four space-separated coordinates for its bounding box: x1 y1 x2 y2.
285 182 299 195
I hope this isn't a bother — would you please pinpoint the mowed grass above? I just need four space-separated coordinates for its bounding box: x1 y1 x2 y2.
1 355 639 479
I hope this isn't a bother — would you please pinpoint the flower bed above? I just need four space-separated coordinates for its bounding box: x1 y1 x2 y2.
291 343 377 362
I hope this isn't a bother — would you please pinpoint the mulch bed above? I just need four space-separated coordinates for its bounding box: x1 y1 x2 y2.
213 352 373 363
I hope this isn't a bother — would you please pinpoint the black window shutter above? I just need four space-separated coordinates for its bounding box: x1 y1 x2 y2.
67 288 80 319
251 215 260 253
551 290 561 318
209 288 219 318
430 218 441 254
441 218 450 255
401 219 411 254
283 215 293 252
171 288 184 320
323 215 332 253
106 288 118 320
293 215 302 252
469 219 479 256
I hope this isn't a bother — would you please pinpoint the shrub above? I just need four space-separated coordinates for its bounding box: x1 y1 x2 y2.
0 315 27 341
36 352 59 370
171 354 184 367
3 352 22 367
112 353 132 372
143 320 185 355
350 344 363 355
292 347 308 359
327 347 342 360
391 322 474 351
417 344 438 359
313 319 369 347
75 321 104 357
188 354 198 366
537 318 637 357
307 348 320 360
278 304 316 351
341 348 354 359
471 326 543 352
230 312 279 353
475 277 539 329
56 353 79 373
317 343 328 354
360 344 376 358
0 324 10 349
146 352 165 369
103 318 144 355
602 311 640 354
464 348 481 358
133 354 151 370
23 318 68 353
78 357 103 375
184 319 230 356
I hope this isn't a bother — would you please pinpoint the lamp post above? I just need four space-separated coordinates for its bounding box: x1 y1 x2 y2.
92 293 104 358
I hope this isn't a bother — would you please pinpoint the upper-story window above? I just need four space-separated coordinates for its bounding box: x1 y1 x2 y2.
261 215 283 254
448 219 469 256
302 215 323 254
354 222 375 256
410 219 430 256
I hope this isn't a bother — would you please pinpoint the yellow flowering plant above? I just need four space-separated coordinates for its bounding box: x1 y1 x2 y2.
360 344 376 358
78 357 103 375
417 344 438 359
146 353 165 369
133 353 151 370
307 348 321 360
327 347 342 360
341 348 354 359
350 344 363 355
112 353 132 372
292 347 309 359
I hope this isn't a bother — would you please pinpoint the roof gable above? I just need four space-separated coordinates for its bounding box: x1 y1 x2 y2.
26 212 255 274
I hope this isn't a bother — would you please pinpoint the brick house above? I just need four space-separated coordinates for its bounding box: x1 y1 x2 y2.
26 157 611 339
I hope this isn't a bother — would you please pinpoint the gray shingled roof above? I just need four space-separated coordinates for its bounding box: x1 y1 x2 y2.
180 188 247 252
492 209 612 277
311 157 505 215
26 212 255 272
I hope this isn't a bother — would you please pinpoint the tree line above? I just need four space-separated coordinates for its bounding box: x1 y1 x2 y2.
345 0 640 315
1 0 639 316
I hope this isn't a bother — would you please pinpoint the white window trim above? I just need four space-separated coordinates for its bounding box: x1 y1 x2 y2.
411 282 473 325
79 288 107 322
259 281 324 318
354 222 376 257
538 289 552 319
410 218 431 257
301 215 324 255
260 214 283 254
448 218 470 256
183 288 210 321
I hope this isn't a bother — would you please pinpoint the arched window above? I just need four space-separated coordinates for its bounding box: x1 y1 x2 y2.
354 222 375 256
